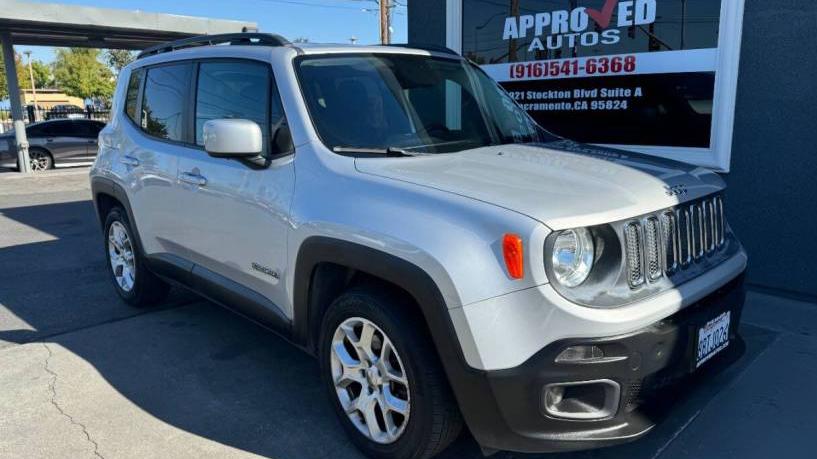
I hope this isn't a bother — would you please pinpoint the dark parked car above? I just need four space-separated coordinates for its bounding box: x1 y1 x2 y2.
45 104 86 120
0 119 106 171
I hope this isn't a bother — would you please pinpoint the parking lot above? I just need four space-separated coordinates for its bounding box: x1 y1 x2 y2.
1 170 816 459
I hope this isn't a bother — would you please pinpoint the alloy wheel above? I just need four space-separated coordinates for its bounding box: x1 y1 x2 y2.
108 221 136 292
330 317 411 444
29 151 51 172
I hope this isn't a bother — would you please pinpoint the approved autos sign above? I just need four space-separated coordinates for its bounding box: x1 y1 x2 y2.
460 0 744 171
501 0 657 52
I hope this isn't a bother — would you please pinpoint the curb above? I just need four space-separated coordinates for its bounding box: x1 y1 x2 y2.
0 167 91 181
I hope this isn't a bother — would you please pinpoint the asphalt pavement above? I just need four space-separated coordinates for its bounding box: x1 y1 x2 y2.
1 169 815 459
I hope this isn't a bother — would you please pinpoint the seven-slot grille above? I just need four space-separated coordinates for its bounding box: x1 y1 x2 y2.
624 195 726 288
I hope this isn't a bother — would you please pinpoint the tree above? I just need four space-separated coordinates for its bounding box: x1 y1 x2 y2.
53 48 115 100
16 58 53 90
0 48 10 100
0 48 28 101
28 60 53 88
104 49 135 75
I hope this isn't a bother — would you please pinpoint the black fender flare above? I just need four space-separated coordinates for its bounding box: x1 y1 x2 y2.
291 236 507 445
90 176 146 256
292 236 460 351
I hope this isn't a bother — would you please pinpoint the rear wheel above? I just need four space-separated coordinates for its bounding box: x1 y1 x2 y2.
28 149 53 172
320 287 462 459
103 207 169 307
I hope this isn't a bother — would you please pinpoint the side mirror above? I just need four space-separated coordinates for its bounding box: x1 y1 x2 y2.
203 119 263 157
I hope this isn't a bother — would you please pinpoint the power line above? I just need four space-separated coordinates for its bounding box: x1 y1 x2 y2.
247 0 405 10
330 0 406 8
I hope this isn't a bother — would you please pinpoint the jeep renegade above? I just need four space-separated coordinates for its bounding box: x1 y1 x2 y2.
90 33 748 458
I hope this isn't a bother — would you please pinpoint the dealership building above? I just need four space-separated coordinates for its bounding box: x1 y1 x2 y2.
409 0 816 300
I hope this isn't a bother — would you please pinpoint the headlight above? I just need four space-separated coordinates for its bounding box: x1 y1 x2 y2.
551 228 594 287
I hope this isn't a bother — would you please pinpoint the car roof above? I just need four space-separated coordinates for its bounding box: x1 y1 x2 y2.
129 41 462 70
295 43 459 57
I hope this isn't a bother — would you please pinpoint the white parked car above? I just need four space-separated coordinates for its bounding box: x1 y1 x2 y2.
90 33 747 458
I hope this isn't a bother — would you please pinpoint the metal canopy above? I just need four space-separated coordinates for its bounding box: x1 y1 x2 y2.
0 0 257 49
0 0 257 174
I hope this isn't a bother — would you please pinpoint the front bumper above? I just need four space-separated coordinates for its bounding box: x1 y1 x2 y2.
454 273 746 453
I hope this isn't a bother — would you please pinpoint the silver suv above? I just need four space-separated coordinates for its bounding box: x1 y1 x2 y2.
90 34 748 458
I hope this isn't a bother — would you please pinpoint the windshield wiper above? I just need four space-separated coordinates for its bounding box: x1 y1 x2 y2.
332 146 419 157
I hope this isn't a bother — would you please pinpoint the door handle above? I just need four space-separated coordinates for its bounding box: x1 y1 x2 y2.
87 139 97 144
46 138 54 143
179 171 207 187
120 155 140 167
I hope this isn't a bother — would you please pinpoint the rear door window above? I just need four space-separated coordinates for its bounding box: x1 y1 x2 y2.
43 121 75 137
26 124 46 137
141 63 192 142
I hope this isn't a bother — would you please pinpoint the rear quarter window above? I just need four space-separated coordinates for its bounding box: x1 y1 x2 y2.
72 121 104 138
125 69 144 123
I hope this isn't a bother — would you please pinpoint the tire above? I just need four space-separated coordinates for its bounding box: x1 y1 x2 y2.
319 286 463 459
103 206 169 307
28 148 53 172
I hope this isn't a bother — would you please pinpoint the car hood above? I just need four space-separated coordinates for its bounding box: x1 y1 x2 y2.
354 140 726 230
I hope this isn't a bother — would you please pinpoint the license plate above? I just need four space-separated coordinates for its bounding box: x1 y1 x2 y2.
695 311 731 368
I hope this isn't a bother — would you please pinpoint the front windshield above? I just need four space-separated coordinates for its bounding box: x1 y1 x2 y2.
295 53 556 154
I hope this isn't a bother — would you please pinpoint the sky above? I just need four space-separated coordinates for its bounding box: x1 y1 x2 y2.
22 0 408 64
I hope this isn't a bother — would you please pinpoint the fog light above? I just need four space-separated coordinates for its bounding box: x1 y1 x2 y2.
555 345 605 363
542 380 620 420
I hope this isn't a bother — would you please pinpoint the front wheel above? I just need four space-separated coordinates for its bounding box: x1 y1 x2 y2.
320 287 462 459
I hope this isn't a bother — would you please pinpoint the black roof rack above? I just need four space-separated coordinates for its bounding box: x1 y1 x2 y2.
137 33 290 59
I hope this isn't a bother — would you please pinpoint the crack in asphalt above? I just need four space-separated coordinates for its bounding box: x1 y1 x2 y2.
649 408 702 459
41 343 105 459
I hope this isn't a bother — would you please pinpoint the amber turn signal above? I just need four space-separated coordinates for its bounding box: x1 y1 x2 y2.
502 233 524 279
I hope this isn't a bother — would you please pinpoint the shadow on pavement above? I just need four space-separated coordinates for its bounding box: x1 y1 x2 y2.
0 200 197 346
0 199 778 459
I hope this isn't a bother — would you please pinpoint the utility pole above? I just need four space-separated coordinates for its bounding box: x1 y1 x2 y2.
24 50 37 118
508 0 519 62
1 33 31 173
379 0 391 45
680 0 687 49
